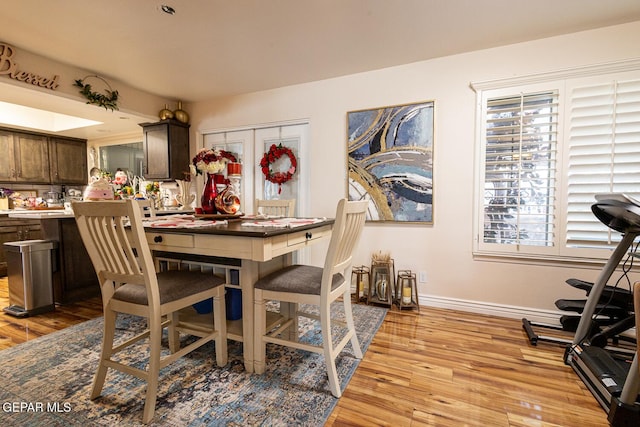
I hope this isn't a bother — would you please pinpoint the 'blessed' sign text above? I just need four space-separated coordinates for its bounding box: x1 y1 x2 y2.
0 42 60 90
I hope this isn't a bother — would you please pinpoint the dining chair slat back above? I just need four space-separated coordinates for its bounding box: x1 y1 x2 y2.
255 199 295 217
73 199 228 423
253 198 368 398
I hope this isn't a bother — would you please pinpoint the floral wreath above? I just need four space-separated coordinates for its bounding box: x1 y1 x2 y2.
73 75 119 111
260 143 297 193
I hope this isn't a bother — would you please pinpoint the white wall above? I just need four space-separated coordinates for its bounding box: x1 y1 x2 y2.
189 21 640 321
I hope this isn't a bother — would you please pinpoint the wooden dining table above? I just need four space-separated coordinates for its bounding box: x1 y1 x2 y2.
143 216 334 372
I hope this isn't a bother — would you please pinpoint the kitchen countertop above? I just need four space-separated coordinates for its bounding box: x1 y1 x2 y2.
6 208 194 220
8 210 73 219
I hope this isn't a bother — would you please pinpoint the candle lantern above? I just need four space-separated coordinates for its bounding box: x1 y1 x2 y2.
396 270 420 311
368 254 395 307
350 265 370 304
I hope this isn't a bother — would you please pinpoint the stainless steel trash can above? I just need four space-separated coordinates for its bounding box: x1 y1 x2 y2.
3 239 57 317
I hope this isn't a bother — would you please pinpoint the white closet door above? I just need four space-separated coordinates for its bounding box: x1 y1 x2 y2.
254 123 309 217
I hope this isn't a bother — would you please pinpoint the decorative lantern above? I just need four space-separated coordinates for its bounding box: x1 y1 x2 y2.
350 265 370 303
368 252 395 307
396 270 420 311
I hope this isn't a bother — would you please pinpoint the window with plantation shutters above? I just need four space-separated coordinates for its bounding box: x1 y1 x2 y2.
483 92 558 250
566 79 640 249
473 60 640 262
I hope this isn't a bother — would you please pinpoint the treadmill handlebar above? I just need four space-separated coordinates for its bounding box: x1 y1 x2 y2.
592 199 640 233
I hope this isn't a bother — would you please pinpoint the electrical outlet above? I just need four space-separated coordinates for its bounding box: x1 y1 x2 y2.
419 271 427 283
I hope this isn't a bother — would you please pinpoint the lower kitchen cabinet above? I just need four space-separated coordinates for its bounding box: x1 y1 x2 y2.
0 216 43 276
40 218 99 303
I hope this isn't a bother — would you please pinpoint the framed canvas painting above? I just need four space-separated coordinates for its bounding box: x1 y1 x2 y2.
347 101 434 223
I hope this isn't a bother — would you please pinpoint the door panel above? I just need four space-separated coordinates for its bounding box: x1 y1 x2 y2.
204 129 254 213
14 132 50 183
254 124 309 217
0 131 16 181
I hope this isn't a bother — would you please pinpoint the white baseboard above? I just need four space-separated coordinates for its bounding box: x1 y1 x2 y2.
419 294 565 326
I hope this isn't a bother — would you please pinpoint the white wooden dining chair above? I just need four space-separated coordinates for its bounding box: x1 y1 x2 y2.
136 198 156 218
73 199 227 424
255 198 295 217
253 198 368 397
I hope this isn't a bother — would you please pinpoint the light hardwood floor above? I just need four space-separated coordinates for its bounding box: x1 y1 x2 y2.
327 307 610 427
0 276 102 350
0 277 609 426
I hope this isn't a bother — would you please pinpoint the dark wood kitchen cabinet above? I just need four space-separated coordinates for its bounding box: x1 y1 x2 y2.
0 129 50 183
141 119 190 180
41 218 99 303
0 216 43 276
48 137 88 184
0 128 87 185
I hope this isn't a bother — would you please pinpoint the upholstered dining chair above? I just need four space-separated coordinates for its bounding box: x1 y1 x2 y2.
253 198 368 397
255 198 296 217
73 199 228 424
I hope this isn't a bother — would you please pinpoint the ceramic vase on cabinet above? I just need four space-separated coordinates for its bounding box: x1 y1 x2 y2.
159 104 174 120
174 101 189 124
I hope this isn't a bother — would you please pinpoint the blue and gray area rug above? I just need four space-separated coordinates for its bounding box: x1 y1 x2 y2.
0 303 386 426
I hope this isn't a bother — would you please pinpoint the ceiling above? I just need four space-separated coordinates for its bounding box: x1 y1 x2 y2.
2 0 640 139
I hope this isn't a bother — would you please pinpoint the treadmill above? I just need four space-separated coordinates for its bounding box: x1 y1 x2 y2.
565 193 640 426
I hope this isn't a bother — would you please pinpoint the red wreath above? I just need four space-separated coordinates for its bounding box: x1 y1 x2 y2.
260 143 297 193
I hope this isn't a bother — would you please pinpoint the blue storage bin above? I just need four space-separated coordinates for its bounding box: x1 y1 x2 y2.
192 298 213 314
226 288 242 320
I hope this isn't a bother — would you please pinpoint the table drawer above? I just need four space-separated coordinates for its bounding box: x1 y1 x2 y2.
146 232 194 248
287 225 331 246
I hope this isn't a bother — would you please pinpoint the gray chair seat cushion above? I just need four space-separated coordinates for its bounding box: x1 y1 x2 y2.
254 264 344 295
113 270 225 305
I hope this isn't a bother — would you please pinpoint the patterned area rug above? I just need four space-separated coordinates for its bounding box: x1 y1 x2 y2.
0 303 386 426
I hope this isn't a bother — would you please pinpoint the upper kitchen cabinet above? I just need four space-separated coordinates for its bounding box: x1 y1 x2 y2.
0 128 87 185
141 119 190 181
48 137 88 184
0 129 50 183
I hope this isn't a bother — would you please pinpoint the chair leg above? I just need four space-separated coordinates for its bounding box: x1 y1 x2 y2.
280 301 299 341
253 290 267 374
321 302 341 398
343 289 363 359
91 308 117 400
213 288 228 367
290 302 299 342
168 312 180 353
142 314 162 424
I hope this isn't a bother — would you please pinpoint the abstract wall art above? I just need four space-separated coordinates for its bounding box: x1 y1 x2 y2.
347 101 434 223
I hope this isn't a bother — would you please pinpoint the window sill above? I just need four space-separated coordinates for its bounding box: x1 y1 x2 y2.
472 251 612 271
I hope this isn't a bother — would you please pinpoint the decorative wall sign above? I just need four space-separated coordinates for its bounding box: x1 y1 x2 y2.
347 101 434 223
0 42 60 90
